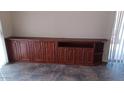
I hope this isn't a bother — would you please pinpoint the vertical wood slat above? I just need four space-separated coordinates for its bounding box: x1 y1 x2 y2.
20 40 30 61
14 41 18 60
28 40 33 61
33 40 41 61
12 40 19 61
16 41 21 60
40 41 43 61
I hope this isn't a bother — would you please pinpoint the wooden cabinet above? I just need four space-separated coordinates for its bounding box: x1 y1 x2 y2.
5 37 106 65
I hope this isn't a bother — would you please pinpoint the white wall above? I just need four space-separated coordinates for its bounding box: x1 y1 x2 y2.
12 11 115 39
0 12 13 37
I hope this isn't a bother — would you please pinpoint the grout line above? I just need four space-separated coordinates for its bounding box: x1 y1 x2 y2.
0 70 6 81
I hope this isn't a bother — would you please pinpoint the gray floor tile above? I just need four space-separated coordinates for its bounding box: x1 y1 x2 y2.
0 62 124 81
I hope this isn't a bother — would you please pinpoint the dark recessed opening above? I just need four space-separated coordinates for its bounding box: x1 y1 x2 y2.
58 42 94 48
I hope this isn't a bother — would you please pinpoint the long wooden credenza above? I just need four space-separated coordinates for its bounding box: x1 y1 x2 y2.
5 37 107 66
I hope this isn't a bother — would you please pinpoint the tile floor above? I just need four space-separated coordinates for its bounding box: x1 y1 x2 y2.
0 62 124 81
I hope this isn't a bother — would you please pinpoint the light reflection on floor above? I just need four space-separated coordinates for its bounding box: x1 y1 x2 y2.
106 62 124 80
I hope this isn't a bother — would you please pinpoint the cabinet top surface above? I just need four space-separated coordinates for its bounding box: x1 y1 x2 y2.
6 37 107 42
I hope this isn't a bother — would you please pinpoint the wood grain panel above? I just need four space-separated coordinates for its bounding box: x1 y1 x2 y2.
28 40 41 61
26 40 56 63
57 47 84 65
11 40 22 61
83 48 94 65
42 41 55 62
20 40 30 61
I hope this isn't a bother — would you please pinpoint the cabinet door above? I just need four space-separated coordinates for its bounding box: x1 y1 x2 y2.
28 40 56 62
42 41 56 62
27 40 41 61
7 40 30 62
10 40 21 61
19 40 30 61
83 48 94 65
57 47 84 65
